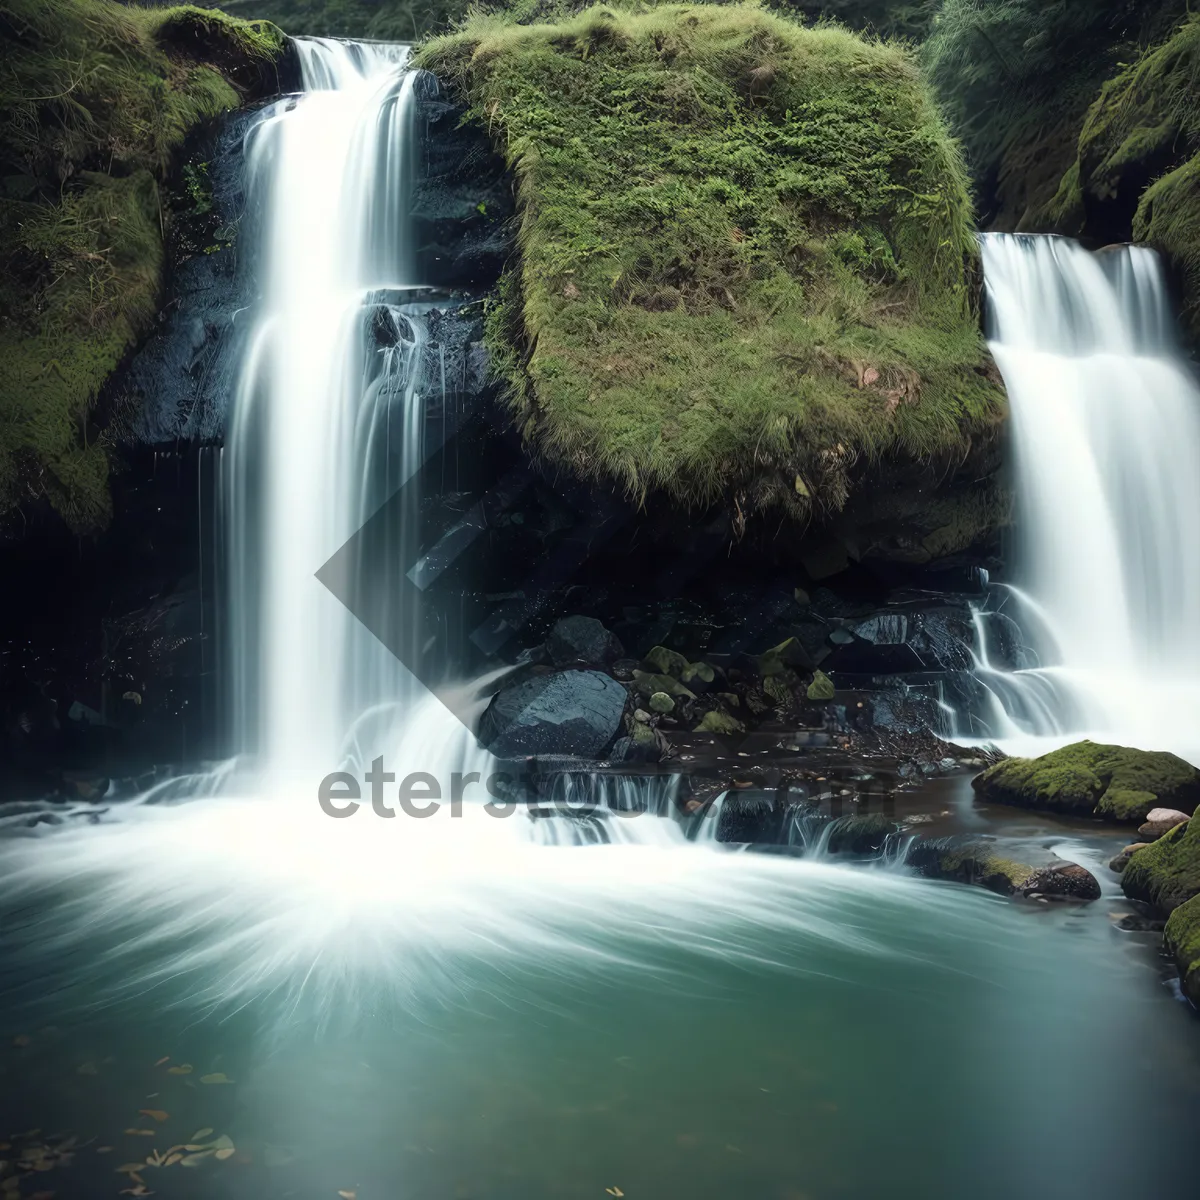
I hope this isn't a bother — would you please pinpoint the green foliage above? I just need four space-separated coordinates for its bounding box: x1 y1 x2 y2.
972 740 1200 823
418 2 1001 523
125 0 469 41
923 0 1189 228
1044 16 1200 343
779 0 937 41
0 0 285 530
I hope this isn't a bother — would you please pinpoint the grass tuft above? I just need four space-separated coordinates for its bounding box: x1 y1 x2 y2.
417 1 1002 525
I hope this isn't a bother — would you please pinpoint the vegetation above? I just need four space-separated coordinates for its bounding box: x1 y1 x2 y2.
923 0 1190 229
1122 816 1200 912
0 0 286 530
1165 891 1200 1007
417 2 1002 526
1042 14 1200 342
972 741 1200 824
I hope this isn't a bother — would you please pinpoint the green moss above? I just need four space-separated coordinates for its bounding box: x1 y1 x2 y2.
694 708 745 735
1164 892 1200 1007
907 838 1035 896
417 3 1002 523
1035 15 1200 343
0 0 286 531
972 740 1200 824
1122 817 1200 913
1134 156 1200 343
806 668 835 700
923 0 1189 229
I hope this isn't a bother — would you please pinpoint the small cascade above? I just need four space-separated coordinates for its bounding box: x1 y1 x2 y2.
971 234 1200 762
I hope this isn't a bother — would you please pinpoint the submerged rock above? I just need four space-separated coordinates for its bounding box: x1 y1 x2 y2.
1109 843 1151 873
972 741 1200 824
906 837 1100 901
478 670 628 758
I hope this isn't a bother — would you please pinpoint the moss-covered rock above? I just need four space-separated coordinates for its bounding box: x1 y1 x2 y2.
906 838 1100 901
1165 892 1200 1007
0 0 287 530
1036 15 1200 344
694 709 745 735
1122 817 1200 914
417 3 1003 531
972 741 1200 824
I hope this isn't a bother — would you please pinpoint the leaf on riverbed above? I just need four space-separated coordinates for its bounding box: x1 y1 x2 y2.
164 1154 182 1167
96 1146 113 1153
214 1148 235 1162
153 1056 169 1067
180 1150 214 1168
605 1189 625 1197
337 1190 357 1199
200 1073 232 1085
138 1111 169 1123
191 1129 213 1141
124 1129 156 1137
166 1064 192 1076
119 1187 153 1197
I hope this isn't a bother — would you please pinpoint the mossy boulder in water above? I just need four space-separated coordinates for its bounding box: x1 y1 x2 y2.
1165 893 1200 1007
1122 816 1200 914
972 741 1200 824
416 3 1003 534
906 838 1101 901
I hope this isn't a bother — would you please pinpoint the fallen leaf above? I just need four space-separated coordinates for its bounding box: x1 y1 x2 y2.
214 1148 235 1161
166 1064 192 1076
199 1073 232 1085
116 1163 145 1174
606 1190 625 1197
119 1188 153 1197
138 1111 169 1123
125 1129 156 1137
164 1154 182 1167
337 1191 357 1200
191 1129 213 1141
96 1146 113 1154
180 1151 214 1168
213 1135 234 1151
153 1056 169 1067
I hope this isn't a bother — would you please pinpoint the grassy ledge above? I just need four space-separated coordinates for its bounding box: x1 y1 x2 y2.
0 0 287 532
416 2 1004 528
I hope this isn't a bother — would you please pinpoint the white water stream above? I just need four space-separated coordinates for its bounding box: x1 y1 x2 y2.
974 234 1200 763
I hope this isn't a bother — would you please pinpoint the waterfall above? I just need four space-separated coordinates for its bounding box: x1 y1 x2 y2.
974 234 1200 762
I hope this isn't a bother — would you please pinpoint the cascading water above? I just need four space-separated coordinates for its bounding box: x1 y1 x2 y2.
0 41 960 1019
972 234 1200 763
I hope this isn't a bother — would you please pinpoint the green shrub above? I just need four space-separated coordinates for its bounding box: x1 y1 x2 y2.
417 2 1002 525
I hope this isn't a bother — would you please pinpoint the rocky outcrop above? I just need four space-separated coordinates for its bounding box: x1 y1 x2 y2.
1121 816 1199 914
972 741 1200 824
1165 893 1200 1007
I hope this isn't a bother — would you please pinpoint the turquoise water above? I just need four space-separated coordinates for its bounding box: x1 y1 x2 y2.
2 830 1197 1200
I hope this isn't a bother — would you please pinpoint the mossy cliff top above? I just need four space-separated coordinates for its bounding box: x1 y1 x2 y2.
417 3 1003 530
972 740 1200 824
1041 14 1200 345
0 0 287 532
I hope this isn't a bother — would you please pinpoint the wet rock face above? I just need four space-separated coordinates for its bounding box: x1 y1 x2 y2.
546 616 625 668
478 670 628 758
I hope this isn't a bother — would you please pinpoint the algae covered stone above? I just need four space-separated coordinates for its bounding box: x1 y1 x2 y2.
1121 817 1200 914
806 670 836 702
972 741 1200 824
1165 892 1200 1007
417 3 1003 528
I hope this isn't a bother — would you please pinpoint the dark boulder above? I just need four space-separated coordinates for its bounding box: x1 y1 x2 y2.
546 615 624 667
478 670 628 758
